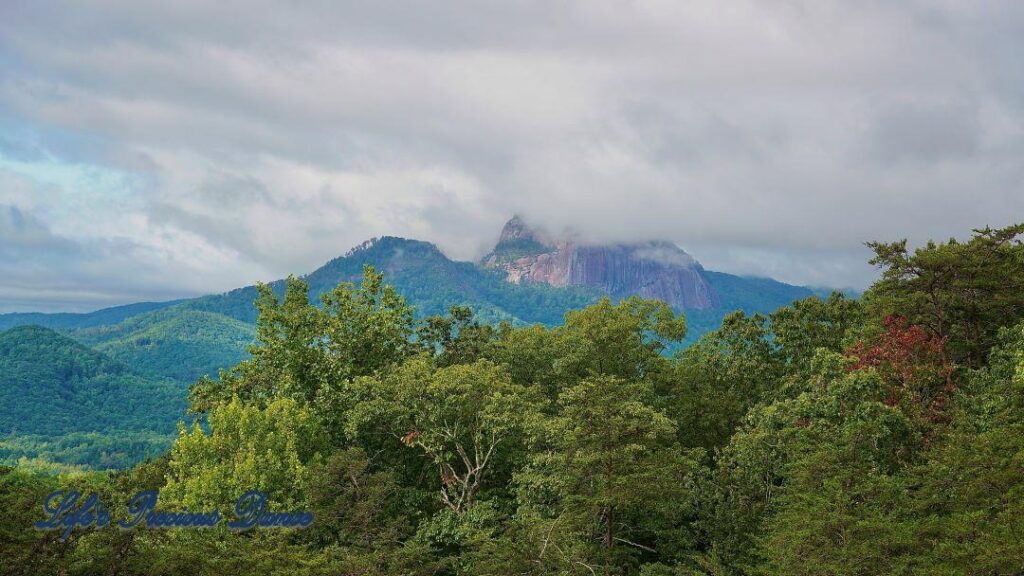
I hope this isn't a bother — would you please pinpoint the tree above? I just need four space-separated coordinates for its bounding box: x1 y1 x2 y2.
769 292 865 384
556 297 686 384
0 466 73 575
164 396 326 511
349 357 542 514
846 315 955 426
697 348 921 575
673 311 780 450
904 323 1024 575
417 305 495 367
304 447 412 549
754 374 920 576
672 294 863 451
519 375 697 574
866 223 1024 367
189 266 415 413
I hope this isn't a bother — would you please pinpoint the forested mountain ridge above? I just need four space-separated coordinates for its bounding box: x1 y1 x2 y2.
4 223 1024 575
70 307 256 385
0 232 816 390
182 236 603 326
0 300 182 331
0 325 184 435
0 326 184 469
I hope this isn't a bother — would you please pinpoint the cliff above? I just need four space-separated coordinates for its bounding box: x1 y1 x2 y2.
482 216 720 310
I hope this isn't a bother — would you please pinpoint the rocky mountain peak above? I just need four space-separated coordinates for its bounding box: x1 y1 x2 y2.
497 214 540 244
482 217 719 310
493 214 561 251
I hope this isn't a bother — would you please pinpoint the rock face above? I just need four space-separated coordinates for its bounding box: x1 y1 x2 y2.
481 216 720 310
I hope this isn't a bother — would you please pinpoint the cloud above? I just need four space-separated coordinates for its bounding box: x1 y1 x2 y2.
0 0 1023 310
0 197 266 312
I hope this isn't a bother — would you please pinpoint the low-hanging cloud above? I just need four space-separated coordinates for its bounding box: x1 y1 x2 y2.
1 0 1023 311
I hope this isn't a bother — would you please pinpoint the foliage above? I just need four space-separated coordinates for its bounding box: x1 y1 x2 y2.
846 315 956 423
0 431 172 471
164 395 326 511
518 375 698 572
71 307 255 385
188 266 417 413
0 326 186 469
349 357 542 513
5 224 1024 576
866 223 1024 366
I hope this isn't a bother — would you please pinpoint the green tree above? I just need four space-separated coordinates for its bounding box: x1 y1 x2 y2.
349 357 542 514
0 466 73 575
866 223 1024 367
556 297 686 383
164 396 326 511
754 371 920 576
904 323 1024 574
769 292 865 386
672 294 863 451
519 375 697 574
417 305 496 367
189 266 415 413
673 311 780 450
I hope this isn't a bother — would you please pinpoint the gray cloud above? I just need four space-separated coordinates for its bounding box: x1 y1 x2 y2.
0 203 187 312
1 0 1023 310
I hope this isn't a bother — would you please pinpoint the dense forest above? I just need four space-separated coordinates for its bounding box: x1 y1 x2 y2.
4 223 1024 575
0 327 184 471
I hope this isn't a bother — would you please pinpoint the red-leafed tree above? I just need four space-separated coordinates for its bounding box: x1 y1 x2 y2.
846 315 955 423
866 223 1024 368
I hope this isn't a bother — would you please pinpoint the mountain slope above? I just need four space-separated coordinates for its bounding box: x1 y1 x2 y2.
704 270 814 314
0 326 185 436
185 236 600 326
0 325 188 469
483 216 719 309
0 300 183 331
70 307 257 385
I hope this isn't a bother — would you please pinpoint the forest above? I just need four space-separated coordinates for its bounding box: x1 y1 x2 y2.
3 223 1024 576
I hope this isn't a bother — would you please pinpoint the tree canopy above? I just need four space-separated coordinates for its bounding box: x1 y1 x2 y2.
7 223 1024 575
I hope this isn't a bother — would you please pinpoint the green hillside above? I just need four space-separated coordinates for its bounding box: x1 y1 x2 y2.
185 236 602 326
704 269 813 310
0 326 185 436
0 326 186 469
71 307 256 384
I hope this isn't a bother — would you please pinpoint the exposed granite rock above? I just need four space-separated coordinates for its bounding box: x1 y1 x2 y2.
482 216 720 310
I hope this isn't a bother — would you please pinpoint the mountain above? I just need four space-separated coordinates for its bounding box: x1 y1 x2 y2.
482 215 810 314
182 236 599 326
0 325 185 436
0 220 829 470
0 300 182 331
0 326 186 469
70 307 257 385
483 216 719 310
0 220 821 391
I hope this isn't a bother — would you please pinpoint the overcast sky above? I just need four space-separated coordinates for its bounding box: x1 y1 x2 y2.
1 1 1022 312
